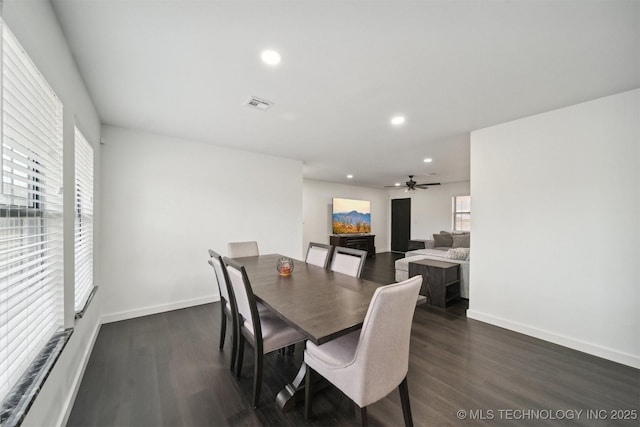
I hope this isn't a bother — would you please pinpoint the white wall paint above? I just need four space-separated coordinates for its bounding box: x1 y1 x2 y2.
100 126 303 322
2 1 103 425
468 89 639 367
303 179 390 252
390 181 471 240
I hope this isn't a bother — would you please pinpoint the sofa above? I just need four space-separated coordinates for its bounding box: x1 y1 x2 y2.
395 231 470 299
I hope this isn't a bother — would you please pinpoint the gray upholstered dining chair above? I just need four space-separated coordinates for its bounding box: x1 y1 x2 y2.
207 249 238 371
304 275 422 426
228 241 259 258
304 242 333 268
223 257 306 408
330 246 367 278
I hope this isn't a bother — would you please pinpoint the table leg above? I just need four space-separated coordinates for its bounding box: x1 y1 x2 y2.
275 361 307 412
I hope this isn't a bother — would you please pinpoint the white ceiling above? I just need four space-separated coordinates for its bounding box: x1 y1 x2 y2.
51 0 639 189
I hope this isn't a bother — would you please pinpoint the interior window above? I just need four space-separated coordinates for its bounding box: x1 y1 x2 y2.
453 195 471 231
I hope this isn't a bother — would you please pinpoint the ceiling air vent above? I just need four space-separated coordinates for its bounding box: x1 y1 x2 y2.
245 96 274 111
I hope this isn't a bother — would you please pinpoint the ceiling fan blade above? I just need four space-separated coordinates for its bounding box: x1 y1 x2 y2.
415 182 441 187
384 185 402 188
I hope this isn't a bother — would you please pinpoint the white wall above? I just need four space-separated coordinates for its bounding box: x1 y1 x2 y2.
100 125 303 322
3 1 103 425
390 181 470 240
303 179 390 252
468 89 639 368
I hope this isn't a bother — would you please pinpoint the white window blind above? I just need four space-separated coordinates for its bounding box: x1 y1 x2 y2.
453 195 471 231
74 127 93 312
0 20 64 402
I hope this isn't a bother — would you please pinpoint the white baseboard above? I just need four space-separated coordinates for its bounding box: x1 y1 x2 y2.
101 295 220 324
58 316 102 426
467 309 640 369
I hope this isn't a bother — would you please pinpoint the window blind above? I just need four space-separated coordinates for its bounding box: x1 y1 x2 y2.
453 195 471 231
74 127 93 312
0 21 64 402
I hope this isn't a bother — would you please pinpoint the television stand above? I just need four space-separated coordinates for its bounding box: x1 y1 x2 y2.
330 234 375 258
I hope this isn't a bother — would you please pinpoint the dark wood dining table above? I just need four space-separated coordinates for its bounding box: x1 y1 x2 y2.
234 253 388 411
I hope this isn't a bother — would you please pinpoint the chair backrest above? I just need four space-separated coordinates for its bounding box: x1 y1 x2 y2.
208 249 231 304
352 276 422 406
330 246 367 278
228 241 259 258
223 257 261 339
305 242 333 268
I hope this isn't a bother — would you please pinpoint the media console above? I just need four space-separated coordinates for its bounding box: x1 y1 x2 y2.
329 234 375 258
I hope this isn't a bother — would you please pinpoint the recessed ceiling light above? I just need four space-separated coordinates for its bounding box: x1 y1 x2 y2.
395 183 401 186
423 158 433 163
347 174 353 179
261 50 281 65
391 116 405 125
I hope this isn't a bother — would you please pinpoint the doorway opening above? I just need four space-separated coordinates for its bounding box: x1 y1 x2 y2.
391 198 411 253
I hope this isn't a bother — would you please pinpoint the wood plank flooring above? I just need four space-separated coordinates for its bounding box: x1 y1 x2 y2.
68 252 639 426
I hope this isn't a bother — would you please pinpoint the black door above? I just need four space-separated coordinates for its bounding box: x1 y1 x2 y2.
391 198 411 252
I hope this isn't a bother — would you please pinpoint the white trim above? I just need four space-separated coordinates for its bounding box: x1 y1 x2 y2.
58 317 101 427
101 295 220 324
467 309 640 369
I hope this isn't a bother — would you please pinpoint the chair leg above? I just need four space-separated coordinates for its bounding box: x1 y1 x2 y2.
359 406 368 427
230 327 237 372
399 376 413 427
236 336 245 378
304 366 313 421
252 346 263 408
287 344 295 355
219 310 226 350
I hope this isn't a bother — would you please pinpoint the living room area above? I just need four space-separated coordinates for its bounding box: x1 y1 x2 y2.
302 86 638 373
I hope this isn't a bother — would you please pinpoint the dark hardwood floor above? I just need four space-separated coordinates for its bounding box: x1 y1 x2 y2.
68 252 639 426
361 251 404 284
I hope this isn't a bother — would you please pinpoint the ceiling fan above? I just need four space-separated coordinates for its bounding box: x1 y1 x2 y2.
385 175 441 191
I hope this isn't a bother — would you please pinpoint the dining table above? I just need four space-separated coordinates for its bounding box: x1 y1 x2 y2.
234 253 389 412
